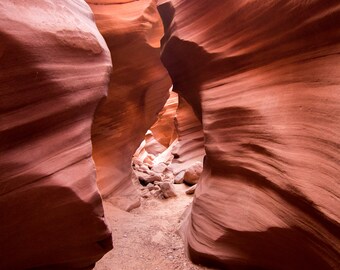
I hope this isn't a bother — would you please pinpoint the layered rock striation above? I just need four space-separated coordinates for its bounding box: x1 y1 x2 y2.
87 0 172 210
170 96 205 175
0 1 112 269
158 1 340 269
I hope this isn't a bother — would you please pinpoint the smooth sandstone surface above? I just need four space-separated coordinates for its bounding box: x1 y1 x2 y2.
170 96 205 175
158 1 340 269
88 0 172 210
0 1 112 269
150 90 178 148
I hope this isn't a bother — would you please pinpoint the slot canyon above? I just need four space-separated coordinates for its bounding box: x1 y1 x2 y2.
0 0 339 269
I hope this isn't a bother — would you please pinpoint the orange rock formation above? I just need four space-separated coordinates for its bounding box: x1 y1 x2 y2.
0 1 112 269
158 1 340 269
87 0 172 210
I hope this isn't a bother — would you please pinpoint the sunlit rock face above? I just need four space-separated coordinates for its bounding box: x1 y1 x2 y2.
158 1 340 269
87 0 172 210
150 90 178 148
0 1 112 269
170 96 205 175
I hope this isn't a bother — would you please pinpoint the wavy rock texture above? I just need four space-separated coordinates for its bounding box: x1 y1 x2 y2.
170 96 205 175
150 90 178 148
87 0 172 210
0 1 112 269
158 1 340 269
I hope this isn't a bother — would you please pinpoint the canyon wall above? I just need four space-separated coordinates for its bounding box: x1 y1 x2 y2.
158 1 340 269
87 0 172 210
150 90 178 148
0 1 113 269
170 95 205 175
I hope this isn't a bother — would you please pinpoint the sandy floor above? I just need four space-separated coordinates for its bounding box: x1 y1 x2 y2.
94 184 214 270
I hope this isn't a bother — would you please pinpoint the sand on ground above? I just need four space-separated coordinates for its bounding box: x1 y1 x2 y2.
94 184 215 270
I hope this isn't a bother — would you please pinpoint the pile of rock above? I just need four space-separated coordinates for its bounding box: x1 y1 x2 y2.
132 129 204 199
132 160 176 199
132 158 203 199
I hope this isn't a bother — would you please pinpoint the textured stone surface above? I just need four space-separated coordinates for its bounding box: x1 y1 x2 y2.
170 96 205 175
158 182 177 198
87 0 172 210
0 1 112 269
158 1 340 269
183 161 203 186
150 90 178 147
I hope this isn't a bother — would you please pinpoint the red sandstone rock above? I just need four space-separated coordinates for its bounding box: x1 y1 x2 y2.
170 96 205 175
174 171 185 184
158 182 177 198
145 130 167 156
0 1 112 269
185 184 197 195
183 161 203 186
87 0 172 210
158 1 340 269
150 90 178 147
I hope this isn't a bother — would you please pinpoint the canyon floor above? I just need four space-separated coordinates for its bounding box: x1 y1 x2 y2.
94 184 215 270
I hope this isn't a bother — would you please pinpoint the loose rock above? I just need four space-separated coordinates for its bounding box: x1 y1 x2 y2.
146 183 159 191
151 162 168 173
174 171 185 184
136 171 162 186
183 161 203 185
185 184 197 195
158 182 177 198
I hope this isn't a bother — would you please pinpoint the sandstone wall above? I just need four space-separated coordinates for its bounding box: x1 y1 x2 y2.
87 0 172 210
158 1 340 269
0 1 112 269
170 96 205 175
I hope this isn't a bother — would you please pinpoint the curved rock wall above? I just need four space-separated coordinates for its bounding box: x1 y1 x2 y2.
0 1 112 269
87 0 172 210
150 90 178 148
170 95 205 175
158 1 340 269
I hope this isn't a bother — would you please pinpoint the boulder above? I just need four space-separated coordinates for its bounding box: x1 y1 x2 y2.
158 182 177 198
183 162 203 185
174 171 185 184
185 184 197 195
135 171 162 186
152 162 168 173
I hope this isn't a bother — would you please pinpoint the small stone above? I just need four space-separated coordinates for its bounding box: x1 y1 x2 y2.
158 182 177 198
174 171 185 184
141 189 151 198
151 162 168 173
143 154 155 166
185 184 197 195
146 183 154 189
138 164 150 173
147 183 160 191
150 189 161 197
136 171 162 186
132 158 143 167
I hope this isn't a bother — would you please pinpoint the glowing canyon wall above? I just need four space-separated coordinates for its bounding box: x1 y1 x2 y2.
0 1 112 269
87 0 172 210
158 0 340 269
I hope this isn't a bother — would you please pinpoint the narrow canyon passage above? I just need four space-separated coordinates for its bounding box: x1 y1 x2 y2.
1 1 339 270
95 186 210 270
94 90 209 269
